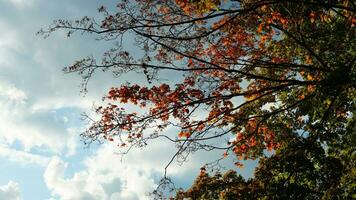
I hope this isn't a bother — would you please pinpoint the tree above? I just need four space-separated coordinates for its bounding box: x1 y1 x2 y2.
176 138 354 199
175 170 258 200
40 0 355 199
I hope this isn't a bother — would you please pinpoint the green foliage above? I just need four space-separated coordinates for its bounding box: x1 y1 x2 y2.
179 138 355 199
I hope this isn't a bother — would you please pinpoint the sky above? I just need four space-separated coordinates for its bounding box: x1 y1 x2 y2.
0 1 256 199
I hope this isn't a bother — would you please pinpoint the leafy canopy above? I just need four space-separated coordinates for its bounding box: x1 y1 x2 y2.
40 0 355 199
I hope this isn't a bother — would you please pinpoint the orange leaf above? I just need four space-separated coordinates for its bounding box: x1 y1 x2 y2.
223 151 228 158
234 162 244 168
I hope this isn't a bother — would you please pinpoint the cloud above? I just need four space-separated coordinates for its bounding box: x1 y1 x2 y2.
0 11 79 154
0 82 27 104
44 154 156 200
43 137 197 200
0 92 79 154
43 133 243 200
0 1 120 155
0 144 49 167
0 181 21 200
2 0 35 9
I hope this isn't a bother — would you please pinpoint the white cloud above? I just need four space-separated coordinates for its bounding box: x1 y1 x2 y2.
0 0 154 158
0 2 120 155
44 134 237 200
0 144 49 166
44 154 156 200
3 0 35 8
0 82 27 104
0 97 78 154
0 15 84 154
0 181 21 200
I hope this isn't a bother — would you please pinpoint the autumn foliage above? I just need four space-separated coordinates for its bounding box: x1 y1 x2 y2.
41 0 355 199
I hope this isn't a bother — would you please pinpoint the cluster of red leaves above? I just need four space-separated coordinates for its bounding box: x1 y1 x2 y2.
107 81 205 122
175 0 221 15
229 119 280 161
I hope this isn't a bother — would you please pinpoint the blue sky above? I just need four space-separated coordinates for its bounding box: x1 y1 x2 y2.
0 1 257 199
